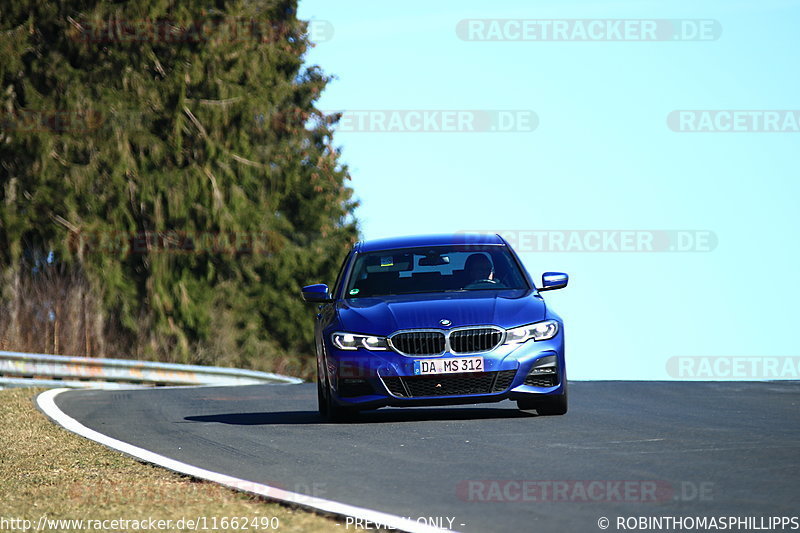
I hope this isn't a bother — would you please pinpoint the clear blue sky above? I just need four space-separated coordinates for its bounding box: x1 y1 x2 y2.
297 0 800 380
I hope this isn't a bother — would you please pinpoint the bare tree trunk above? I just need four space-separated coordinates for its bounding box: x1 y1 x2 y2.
53 315 59 354
83 290 90 356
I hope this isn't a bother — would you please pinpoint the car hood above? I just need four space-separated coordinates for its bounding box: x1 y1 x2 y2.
337 289 546 334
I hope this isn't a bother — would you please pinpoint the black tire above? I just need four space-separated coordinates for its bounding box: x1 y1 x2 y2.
326 391 358 422
317 377 328 417
517 392 568 416
320 379 357 422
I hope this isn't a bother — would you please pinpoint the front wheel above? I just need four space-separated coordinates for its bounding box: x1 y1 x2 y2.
327 392 358 422
518 393 568 416
317 377 329 417
321 379 358 422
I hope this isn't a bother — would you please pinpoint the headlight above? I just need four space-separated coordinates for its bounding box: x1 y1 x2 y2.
505 320 559 344
331 332 389 351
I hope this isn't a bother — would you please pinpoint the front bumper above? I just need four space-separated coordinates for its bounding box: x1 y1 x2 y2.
325 331 566 410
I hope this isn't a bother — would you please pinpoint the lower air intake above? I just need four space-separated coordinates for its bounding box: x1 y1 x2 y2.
382 370 517 398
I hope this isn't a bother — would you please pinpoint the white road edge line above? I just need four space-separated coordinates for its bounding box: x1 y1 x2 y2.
36 388 456 533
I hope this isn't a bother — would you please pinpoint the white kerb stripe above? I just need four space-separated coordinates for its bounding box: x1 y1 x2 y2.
36 388 455 533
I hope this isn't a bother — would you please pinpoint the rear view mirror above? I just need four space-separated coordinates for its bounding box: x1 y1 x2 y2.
418 254 449 267
539 272 568 291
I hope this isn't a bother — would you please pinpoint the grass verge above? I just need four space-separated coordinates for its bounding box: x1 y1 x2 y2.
0 388 340 532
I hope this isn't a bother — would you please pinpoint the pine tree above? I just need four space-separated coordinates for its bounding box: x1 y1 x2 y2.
0 0 358 370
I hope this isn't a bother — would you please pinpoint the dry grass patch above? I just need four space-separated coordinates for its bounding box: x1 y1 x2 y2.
0 388 343 532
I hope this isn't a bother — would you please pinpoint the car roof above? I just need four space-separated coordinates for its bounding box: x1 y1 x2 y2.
357 233 505 253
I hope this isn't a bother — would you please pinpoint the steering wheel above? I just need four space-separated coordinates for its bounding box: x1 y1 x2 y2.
464 279 499 289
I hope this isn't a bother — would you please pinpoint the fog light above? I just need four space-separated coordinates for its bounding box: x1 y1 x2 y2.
528 355 557 375
525 356 559 387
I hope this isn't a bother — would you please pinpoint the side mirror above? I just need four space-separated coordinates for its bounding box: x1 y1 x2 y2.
539 272 568 291
301 284 333 303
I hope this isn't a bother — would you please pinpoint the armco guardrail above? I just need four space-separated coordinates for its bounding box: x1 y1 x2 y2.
0 350 302 389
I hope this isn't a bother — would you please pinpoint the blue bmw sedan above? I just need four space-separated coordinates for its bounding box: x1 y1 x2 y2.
301 234 569 421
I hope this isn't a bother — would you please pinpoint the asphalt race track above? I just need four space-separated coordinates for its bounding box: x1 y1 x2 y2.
50 382 800 533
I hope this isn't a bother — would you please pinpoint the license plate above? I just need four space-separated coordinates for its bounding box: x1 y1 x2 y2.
413 356 484 375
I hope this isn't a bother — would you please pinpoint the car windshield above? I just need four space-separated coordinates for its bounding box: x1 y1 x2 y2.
344 245 529 298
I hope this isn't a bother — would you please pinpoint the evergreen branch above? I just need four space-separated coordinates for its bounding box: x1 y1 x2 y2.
229 153 264 168
186 97 243 107
50 214 79 234
3 21 29 36
66 16 84 33
49 150 69 167
182 106 208 138
202 167 224 211
153 57 166 78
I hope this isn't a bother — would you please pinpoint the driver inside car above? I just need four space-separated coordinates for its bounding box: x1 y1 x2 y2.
463 253 496 287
